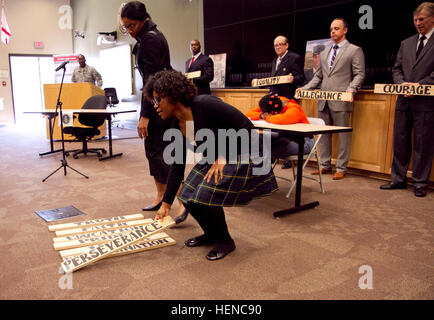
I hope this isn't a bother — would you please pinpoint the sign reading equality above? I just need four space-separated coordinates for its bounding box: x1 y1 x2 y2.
60 216 175 273
48 213 144 231
251 75 291 87
374 83 434 96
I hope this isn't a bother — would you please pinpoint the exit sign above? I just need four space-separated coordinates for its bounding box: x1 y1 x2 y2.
34 41 44 49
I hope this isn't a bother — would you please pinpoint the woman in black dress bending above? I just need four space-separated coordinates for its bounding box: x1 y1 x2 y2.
144 70 278 260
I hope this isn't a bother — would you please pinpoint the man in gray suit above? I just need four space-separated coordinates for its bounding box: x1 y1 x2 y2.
380 2 434 197
299 18 365 180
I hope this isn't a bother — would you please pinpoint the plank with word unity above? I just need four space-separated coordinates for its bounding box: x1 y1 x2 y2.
54 219 153 237
60 216 175 273
48 213 144 231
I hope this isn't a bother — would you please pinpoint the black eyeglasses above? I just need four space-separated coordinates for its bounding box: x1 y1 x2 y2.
152 96 161 106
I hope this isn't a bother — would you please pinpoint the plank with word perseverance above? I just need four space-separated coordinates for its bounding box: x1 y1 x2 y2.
53 224 155 243
374 83 434 96
53 225 165 251
55 219 153 237
185 71 201 79
48 213 144 231
251 75 291 87
61 216 175 273
295 89 353 102
59 232 171 258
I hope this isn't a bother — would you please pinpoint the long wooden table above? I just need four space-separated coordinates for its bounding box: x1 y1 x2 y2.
253 120 352 217
25 109 136 161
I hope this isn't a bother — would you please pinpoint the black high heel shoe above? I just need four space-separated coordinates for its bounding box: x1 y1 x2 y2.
206 240 236 261
174 209 189 224
142 200 162 211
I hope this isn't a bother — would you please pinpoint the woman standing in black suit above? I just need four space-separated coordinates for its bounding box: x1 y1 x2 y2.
121 1 186 221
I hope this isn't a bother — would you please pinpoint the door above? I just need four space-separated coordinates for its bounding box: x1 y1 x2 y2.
9 55 54 125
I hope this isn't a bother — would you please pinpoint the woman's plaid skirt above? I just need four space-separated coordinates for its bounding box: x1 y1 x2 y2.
178 158 278 207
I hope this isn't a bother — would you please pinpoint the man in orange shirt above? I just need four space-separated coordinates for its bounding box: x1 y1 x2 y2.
246 94 314 162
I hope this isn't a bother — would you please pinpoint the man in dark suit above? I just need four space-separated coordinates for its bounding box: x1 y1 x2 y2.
185 39 214 95
380 2 434 197
270 35 305 99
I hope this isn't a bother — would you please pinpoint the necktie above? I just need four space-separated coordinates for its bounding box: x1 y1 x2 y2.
329 45 339 70
416 35 426 59
276 57 282 71
189 56 195 68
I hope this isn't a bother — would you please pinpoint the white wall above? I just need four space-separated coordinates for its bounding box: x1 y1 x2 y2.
0 0 73 122
70 0 204 80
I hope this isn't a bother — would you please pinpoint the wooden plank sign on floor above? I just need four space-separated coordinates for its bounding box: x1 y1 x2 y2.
295 89 353 101
53 225 165 251
59 232 171 258
374 83 434 96
48 213 144 231
54 219 153 237
60 216 175 273
53 224 155 243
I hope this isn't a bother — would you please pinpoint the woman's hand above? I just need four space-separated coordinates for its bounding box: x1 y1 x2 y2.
154 202 171 221
137 116 150 138
204 156 227 184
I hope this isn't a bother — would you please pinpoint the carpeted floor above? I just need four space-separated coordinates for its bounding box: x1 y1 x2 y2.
0 120 433 300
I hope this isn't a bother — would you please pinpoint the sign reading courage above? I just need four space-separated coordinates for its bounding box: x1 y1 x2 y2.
374 83 433 96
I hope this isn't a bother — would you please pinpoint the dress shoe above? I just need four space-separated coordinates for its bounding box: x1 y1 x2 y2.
206 240 236 261
380 181 407 190
414 186 427 197
312 168 332 175
174 209 189 224
332 171 345 180
185 234 213 247
281 160 292 169
141 200 162 211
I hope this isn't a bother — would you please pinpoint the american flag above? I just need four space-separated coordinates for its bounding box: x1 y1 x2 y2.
1 2 11 45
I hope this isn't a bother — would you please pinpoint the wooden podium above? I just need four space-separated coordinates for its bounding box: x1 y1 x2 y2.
43 83 107 140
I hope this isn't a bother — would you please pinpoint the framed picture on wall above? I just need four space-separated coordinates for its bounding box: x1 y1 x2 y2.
209 53 227 89
304 39 333 84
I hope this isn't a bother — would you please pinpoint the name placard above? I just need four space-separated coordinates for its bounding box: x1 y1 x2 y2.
48 213 144 231
61 216 175 273
374 83 434 96
251 75 291 87
59 232 171 258
55 219 153 237
295 89 353 102
185 71 201 79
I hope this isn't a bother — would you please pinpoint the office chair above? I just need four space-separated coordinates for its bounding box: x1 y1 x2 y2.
104 88 119 107
64 95 108 159
272 117 325 198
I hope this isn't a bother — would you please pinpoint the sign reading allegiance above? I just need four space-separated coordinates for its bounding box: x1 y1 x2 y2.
251 75 291 87
295 89 353 102
61 216 175 273
374 83 434 96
